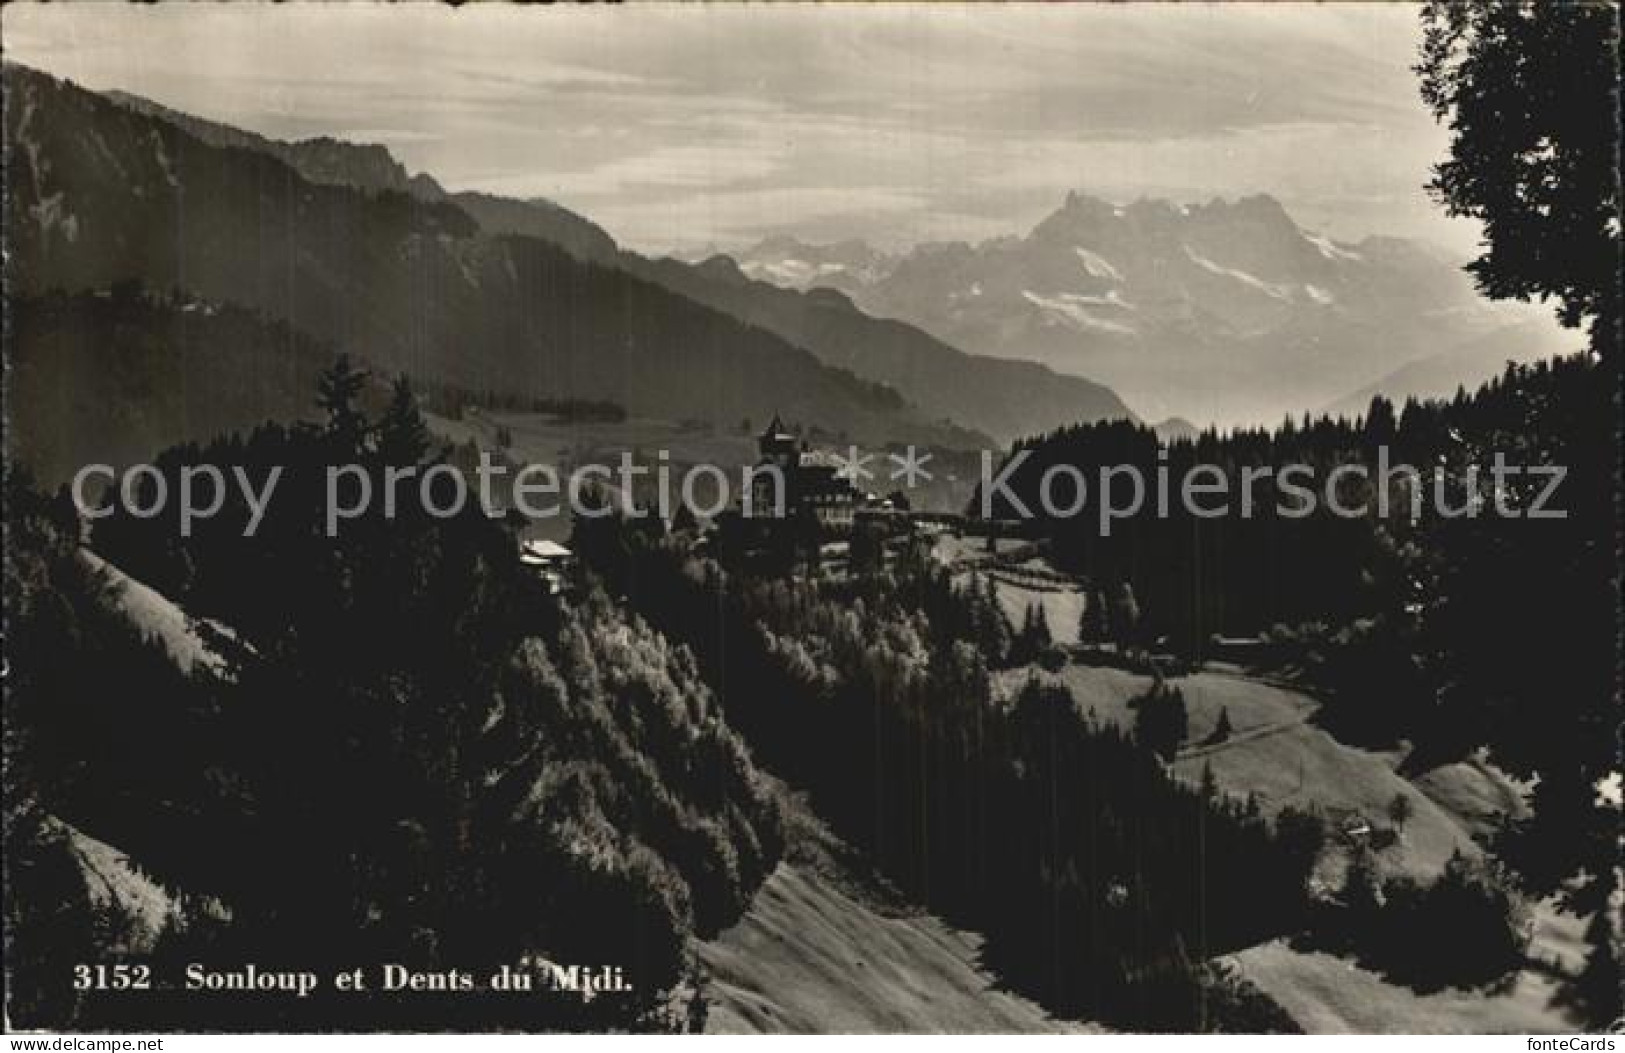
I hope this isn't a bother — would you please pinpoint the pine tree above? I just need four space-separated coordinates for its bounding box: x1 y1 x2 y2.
1342 846 1382 920
1387 792 1414 835
1091 587 1112 643
1113 582 1142 648
983 573 1002 612
1574 907 1622 1027
317 354 370 454
850 522 883 576
671 503 699 535
1365 395 1398 445
1134 683 1188 763
1418 1 1619 356
376 375 431 467
982 577 1012 663
1013 602 1038 665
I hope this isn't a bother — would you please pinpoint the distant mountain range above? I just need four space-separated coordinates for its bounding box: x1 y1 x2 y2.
722 236 899 293
722 194 1572 426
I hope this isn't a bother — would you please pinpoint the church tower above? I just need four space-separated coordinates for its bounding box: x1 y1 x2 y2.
758 414 799 471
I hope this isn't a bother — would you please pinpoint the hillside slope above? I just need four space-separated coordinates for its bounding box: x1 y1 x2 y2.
62 820 181 956
994 663 1479 883
1228 757 1580 1035
1230 940 1575 1034
701 865 1090 1034
79 549 243 675
698 791 1091 1034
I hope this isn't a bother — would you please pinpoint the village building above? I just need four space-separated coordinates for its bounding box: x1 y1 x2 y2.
520 538 576 595
746 415 860 533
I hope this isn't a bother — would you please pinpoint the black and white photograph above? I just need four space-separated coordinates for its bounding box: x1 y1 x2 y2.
2 1 1620 1039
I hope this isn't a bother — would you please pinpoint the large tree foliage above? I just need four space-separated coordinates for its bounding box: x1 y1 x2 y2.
1417 10 1619 1021
1417 1 1622 355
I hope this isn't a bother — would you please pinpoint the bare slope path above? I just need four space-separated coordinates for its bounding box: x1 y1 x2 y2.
697 792 1095 1034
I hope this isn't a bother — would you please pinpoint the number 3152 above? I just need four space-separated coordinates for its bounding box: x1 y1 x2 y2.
73 964 152 990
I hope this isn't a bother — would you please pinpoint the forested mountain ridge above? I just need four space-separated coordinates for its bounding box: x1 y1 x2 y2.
5 63 973 452
91 76 1136 444
101 89 452 202
101 88 622 264
7 289 337 485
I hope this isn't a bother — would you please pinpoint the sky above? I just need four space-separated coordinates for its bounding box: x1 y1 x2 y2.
2 2 1479 256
